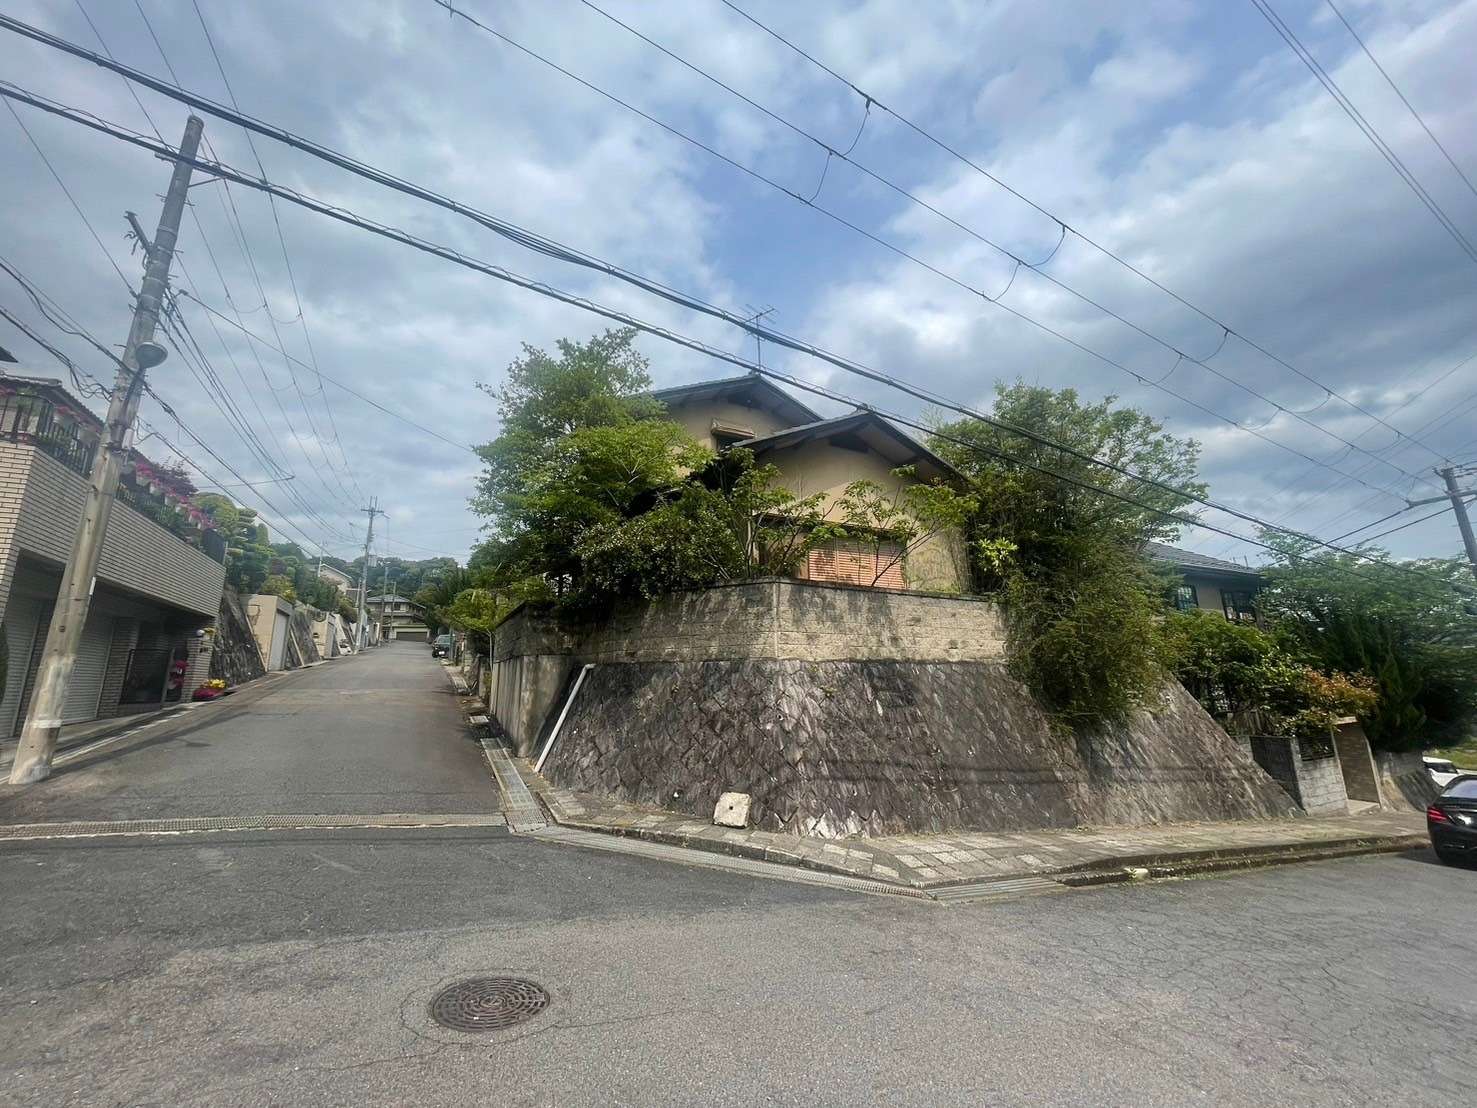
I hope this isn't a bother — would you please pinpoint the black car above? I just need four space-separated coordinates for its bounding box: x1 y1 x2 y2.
431 634 452 658
1428 775 1477 865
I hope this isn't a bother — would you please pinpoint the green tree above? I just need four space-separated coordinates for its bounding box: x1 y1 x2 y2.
1256 532 1477 750
260 574 297 602
932 383 1206 729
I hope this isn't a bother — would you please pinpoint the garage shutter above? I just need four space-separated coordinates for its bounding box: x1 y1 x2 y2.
0 597 45 736
396 628 428 641
269 611 289 670
62 610 114 724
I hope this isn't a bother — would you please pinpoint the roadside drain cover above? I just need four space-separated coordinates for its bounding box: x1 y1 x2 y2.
428 977 550 1032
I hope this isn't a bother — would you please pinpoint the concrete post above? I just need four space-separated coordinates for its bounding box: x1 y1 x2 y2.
9 114 204 784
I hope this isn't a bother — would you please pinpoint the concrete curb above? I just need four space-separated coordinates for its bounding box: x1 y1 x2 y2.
535 807 1427 890
455 685 1432 894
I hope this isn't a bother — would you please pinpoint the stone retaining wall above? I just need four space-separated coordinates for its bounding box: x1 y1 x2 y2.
539 659 1298 837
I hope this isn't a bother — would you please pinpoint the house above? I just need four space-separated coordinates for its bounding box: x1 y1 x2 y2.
1144 541 1263 622
366 594 430 641
0 371 227 735
653 373 969 592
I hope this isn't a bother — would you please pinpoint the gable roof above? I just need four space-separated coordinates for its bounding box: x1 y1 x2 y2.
651 372 821 429
1144 541 1264 580
735 410 963 485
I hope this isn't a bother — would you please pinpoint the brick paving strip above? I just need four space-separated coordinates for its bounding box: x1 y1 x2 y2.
511 760 1426 890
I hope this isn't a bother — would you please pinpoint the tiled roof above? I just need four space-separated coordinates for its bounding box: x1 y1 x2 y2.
1143 541 1263 577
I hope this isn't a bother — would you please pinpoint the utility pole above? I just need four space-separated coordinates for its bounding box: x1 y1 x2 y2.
357 499 384 649
9 114 204 785
1439 466 1477 584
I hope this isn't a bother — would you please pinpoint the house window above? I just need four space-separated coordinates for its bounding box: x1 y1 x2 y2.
1175 584 1199 611
802 537 906 589
710 422 753 451
1221 589 1257 623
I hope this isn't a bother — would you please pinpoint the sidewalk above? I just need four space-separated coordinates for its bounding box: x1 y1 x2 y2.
514 760 1427 889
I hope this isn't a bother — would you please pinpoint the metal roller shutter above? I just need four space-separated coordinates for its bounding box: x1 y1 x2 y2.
62 610 114 724
0 596 44 736
269 610 289 670
396 628 428 641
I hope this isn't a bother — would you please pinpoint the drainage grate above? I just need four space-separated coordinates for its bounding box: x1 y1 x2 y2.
428 977 550 1032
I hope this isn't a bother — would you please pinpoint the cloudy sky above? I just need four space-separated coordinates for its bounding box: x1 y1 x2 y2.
2 0 1474 567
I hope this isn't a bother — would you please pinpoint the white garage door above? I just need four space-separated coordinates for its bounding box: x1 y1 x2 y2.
0 596 45 736
62 610 114 724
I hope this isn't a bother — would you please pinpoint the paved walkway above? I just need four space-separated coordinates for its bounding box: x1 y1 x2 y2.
523 764 1425 888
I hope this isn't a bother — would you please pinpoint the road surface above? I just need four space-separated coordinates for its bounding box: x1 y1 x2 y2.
1 644 1472 1106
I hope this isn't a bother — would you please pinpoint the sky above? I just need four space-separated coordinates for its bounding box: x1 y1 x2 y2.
1 0 1474 568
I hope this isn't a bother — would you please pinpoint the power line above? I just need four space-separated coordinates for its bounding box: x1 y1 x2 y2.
571 0 1448 487
175 290 479 455
187 0 366 504
714 0 1464 453
1359 498 1472 546
0 14 1433 506
9 83 1471 600
1323 0 1477 203
66 1 360 526
423 2 1432 499
1248 0 1477 264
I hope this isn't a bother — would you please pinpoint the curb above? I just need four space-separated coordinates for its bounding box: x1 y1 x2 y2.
451 684 1431 895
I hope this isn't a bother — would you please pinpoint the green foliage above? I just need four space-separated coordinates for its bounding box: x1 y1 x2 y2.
1005 545 1170 729
1161 609 1378 739
931 383 1207 729
337 598 358 625
260 574 296 602
830 468 977 586
1255 532 1477 750
199 494 271 594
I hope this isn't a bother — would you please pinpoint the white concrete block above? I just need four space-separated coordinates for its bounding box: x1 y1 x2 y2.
713 791 751 828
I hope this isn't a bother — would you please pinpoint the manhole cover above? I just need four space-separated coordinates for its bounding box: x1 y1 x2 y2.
428 977 550 1032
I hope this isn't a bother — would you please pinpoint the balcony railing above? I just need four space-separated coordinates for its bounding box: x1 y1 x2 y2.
0 391 97 474
0 389 224 563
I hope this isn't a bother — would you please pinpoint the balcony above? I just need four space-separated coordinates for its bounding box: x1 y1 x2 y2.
0 387 224 563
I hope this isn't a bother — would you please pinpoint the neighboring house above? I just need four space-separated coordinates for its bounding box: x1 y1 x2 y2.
316 562 353 593
0 371 228 735
1144 541 1263 622
366 594 430 641
653 373 969 592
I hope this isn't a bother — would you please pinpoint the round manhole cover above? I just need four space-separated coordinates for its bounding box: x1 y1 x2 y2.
428 977 550 1032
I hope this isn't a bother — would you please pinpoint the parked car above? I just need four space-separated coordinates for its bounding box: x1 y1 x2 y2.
1424 756 1464 789
1427 775 1477 865
431 634 452 658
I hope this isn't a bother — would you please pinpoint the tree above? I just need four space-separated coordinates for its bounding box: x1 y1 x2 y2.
931 383 1207 729
1161 609 1377 739
198 493 270 594
1256 532 1477 750
830 468 977 587
260 574 297 602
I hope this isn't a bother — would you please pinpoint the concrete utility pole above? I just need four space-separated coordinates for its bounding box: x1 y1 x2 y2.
357 499 384 649
9 114 204 785
1439 466 1477 584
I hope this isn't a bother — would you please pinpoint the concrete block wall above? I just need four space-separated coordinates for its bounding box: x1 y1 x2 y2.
1249 735 1348 815
488 579 1007 756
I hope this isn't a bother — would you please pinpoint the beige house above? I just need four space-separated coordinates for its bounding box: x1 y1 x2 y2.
1145 542 1263 622
366 594 431 641
654 374 969 592
0 370 227 734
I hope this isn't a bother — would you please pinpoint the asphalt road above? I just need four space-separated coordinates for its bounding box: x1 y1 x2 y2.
1 646 1473 1107
0 643 495 823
